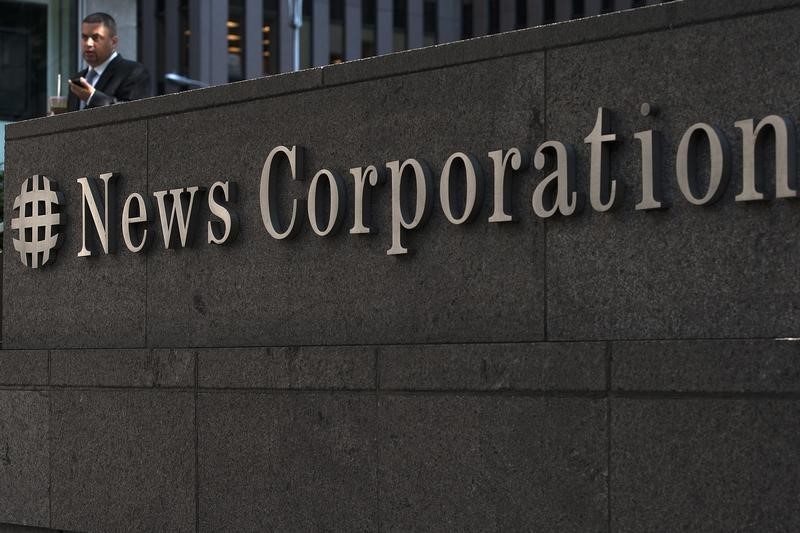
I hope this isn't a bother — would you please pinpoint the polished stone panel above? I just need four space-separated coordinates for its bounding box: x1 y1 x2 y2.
612 399 800 532
379 395 607 531
613 339 800 392
3 122 147 349
545 9 800 340
198 392 377 531
198 345 375 389
0 351 48 386
0 392 49 528
380 342 607 391
145 54 546 348
51 348 194 387
49 390 194 532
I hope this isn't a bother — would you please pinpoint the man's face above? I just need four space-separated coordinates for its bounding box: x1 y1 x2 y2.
81 22 117 67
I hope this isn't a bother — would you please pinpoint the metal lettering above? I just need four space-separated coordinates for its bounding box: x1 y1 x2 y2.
386 158 433 255
734 115 797 201
121 192 152 252
308 169 346 237
349 165 383 234
634 130 665 210
77 172 115 257
584 107 622 212
207 181 239 245
259 145 304 240
487 148 527 223
532 141 579 218
153 186 204 248
439 152 483 225
676 123 731 206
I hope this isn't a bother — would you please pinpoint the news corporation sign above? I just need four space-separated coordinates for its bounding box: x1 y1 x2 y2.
10 108 797 269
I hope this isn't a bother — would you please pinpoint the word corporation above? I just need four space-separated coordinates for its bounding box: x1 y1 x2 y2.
11 107 797 269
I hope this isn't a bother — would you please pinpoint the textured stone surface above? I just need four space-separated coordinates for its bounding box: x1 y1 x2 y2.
146 53 545 347
0 392 49 528
148 348 197 386
546 8 800 340
49 390 194 532
380 342 607 391
379 395 607 531
0 351 48 386
51 348 194 387
613 339 800 392
198 392 376 531
0 525 63 533
2 2 800 532
198 345 375 389
612 399 800 532
3 122 147 349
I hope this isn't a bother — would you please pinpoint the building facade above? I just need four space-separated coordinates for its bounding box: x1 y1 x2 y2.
139 0 671 92
3 1 800 530
0 1 671 129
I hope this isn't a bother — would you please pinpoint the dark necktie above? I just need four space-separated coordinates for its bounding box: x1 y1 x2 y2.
80 69 99 109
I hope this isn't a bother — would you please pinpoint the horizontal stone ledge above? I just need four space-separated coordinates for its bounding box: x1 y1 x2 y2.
14 338 800 393
197 346 376 389
0 350 48 386
8 343 607 391
379 342 607 391
611 397 800 531
0 523 72 533
50 348 194 388
0 391 50 529
612 338 800 393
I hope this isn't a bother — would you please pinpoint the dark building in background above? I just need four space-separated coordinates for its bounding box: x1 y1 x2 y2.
0 0 76 165
0 0 672 162
0 3 50 121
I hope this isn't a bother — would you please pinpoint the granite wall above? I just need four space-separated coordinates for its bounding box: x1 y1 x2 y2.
3 0 800 531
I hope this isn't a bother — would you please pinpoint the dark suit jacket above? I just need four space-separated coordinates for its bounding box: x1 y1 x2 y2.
67 55 151 111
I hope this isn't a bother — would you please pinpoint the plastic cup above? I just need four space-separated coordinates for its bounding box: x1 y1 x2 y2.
48 95 67 115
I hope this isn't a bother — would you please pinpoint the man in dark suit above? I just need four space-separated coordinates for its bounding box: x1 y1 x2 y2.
67 12 151 111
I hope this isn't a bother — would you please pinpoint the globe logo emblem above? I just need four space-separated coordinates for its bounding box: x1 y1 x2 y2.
11 175 66 268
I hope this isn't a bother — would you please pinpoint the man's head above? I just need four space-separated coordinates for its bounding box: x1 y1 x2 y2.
81 12 118 68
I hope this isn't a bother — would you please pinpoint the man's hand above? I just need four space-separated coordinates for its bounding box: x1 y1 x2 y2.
68 77 95 103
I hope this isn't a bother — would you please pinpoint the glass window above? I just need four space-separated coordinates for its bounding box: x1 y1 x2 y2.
362 0 376 57
489 0 499 34
228 0 244 82
262 0 279 75
424 0 437 45
330 0 345 63
300 0 312 68
180 0 190 76
572 0 585 19
460 0 472 40
0 1 48 121
393 0 407 52
516 0 528 29
543 0 555 23
151 0 165 94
